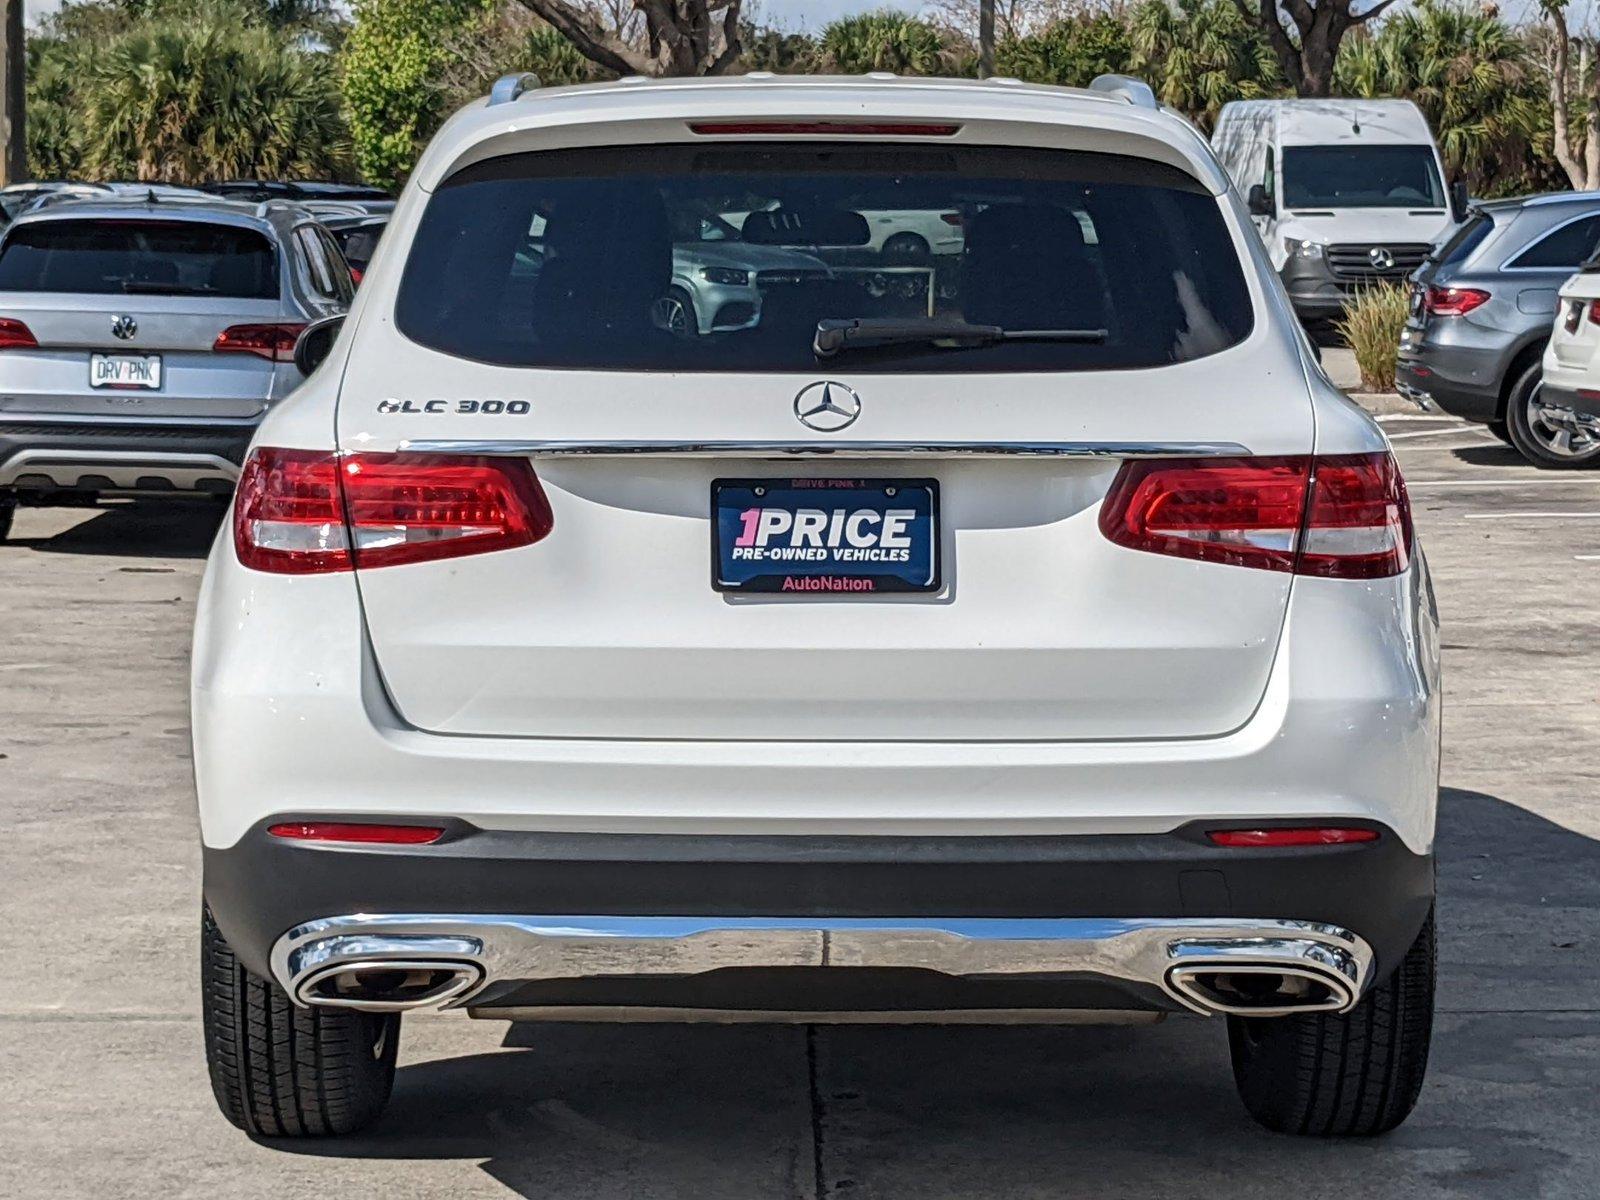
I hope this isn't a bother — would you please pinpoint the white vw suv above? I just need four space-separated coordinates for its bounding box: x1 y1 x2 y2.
193 73 1440 1139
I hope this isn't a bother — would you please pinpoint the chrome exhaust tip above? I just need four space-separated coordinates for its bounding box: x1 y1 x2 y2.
295 960 483 1012
1163 934 1365 1017
1165 964 1354 1017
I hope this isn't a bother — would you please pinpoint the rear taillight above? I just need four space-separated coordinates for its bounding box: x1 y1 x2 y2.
1587 299 1600 327
213 322 307 363
1422 285 1490 317
1099 452 1410 579
0 317 37 349
233 447 554 574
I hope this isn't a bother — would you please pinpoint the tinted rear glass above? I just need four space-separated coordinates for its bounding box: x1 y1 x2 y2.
0 219 278 298
395 144 1253 373
1431 212 1492 269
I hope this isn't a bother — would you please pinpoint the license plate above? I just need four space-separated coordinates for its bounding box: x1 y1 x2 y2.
90 353 162 390
712 477 940 594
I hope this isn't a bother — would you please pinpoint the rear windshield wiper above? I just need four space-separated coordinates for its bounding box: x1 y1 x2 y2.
814 317 1107 359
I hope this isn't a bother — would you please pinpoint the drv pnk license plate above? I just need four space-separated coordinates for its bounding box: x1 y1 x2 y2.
712 477 940 594
90 353 162 390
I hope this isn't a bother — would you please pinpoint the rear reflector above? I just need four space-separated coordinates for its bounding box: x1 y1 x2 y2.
1098 452 1411 579
1208 828 1379 847
689 122 961 137
0 317 37 350
268 821 445 845
214 322 307 363
233 447 554 574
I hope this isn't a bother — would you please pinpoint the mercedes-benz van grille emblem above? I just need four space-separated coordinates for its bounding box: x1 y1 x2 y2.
111 314 138 340
793 381 861 432
1368 246 1396 271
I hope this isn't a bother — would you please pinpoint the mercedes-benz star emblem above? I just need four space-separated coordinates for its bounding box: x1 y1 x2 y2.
793 381 861 432
110 314 138 341
1368 246 1396 271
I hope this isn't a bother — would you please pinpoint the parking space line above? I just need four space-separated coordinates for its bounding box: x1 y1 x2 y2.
1408 478 1600 488
1387 426 1500 441
1463 511 1600 520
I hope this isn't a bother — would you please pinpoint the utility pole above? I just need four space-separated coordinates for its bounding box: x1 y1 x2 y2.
0 0 22 185
978 0 995 78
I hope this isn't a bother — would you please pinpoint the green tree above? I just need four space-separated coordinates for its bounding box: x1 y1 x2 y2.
820 11 951 74
340 0 490 189
1129 0 1284 130
1337 0 1553 197
27 0 348 182
740 21 821 73
83 6 349 182
995 13 1134 86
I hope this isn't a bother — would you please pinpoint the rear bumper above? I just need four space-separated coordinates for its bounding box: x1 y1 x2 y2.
203 819 1431 1019
0 418 253 494
1395 329 1512 424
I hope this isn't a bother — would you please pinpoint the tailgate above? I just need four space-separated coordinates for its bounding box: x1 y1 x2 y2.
335 343 1314 743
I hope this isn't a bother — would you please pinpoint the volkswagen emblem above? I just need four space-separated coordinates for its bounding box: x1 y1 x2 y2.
1368 246 1396 271
794 381 861 432
110 314 138 341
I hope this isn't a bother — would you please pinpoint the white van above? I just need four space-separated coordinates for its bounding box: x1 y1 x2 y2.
1212 99 1462 322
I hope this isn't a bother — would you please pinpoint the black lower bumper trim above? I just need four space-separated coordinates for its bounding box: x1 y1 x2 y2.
204 818 1435 993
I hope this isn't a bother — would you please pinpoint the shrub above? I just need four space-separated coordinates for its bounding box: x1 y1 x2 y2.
1335 284 1412 393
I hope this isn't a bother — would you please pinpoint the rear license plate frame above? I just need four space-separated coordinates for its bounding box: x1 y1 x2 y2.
711 476 941 595
89 353 163 390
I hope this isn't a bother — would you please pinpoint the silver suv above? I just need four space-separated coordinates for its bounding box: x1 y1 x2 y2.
0 196 352 537
1397 191 1600 466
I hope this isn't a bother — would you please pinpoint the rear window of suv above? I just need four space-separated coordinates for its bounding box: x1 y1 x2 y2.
395 144 1254 373
0 219 279 298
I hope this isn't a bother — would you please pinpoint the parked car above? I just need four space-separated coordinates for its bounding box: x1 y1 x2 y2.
1397 191 1600 467
0 196 353 537
1212 99 1464 324
1537 258 1600 437
321 213 387 284
0 182 114 226
653 211 835 336
194 72 1439 1140
203 179 393 204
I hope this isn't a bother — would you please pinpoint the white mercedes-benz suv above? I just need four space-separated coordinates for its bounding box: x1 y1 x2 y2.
193 72 1440 1139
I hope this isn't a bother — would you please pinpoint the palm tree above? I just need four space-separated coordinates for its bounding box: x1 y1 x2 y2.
1128 0 1284 131
82 4 349 182
820 12 951 75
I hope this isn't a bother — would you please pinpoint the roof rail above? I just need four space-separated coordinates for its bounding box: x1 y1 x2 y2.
489 72 541 106
1089 74 1158 111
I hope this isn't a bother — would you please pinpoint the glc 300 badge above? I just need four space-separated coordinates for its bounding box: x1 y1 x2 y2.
377 398 532 415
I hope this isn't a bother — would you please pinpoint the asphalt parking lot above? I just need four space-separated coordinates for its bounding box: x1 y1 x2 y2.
3 404 1599 1198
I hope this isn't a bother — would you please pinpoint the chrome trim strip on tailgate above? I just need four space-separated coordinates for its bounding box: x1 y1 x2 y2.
396 439 1252 459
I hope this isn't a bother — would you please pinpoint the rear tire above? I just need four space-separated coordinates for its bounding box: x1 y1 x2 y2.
1227 908 1434 1137
1505 363 1600 467
201 906 399 1137
0 496 13 541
